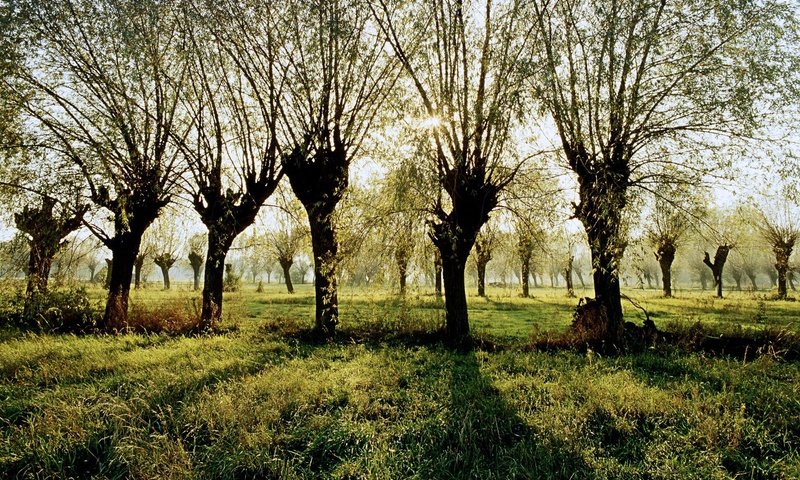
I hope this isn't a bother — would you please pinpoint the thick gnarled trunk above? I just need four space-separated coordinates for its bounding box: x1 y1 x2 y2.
588 235 624 341
25 242 56 299
442 254 468 340
308 214 339 336
200 229 234 331
574 164 628 344
430 209 486 344
104 236 142 332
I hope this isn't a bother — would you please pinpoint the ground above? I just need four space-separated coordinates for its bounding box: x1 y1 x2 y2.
1 283 799 479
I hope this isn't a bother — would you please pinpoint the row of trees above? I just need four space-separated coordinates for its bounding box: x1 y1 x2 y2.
1 0 798 344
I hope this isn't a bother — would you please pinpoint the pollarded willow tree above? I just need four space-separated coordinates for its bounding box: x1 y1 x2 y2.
279 0 402 338
10 0 189 331
14 198 88 300
178 1 285 330
268 198 309 295
374 0 537 343
756 208 798 300
645 184 705 297
474 224 498 298
376 158 429 296
149 213 183 291
187 233 206 291
530 0 800 343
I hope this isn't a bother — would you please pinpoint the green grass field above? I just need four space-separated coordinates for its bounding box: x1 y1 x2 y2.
1 283 799 478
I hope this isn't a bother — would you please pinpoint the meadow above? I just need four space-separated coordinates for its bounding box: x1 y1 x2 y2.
1 282 799 479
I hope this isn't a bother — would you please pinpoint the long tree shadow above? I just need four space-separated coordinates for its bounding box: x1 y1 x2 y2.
412 349 591 479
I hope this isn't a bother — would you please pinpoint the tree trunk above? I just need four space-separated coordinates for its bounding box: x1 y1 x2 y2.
774 243 793 299
192 265 201 291
189 252 203 291
521 254 531 298
703 246 730 299
280 258 294 294
564 255 575 298
441 254 469 341
476 259 487 297
88 264 96 283
584 227 625 342
104 258 113 289
747 272 758 290
134 255 144 290
575 270 585 288
656 244 676 297
396 248 409 295
25 241 56 299
200 230 234 331
103 237 141 331
159 265 171 290
308 214 339 336
434 251 443 297
767 270 777 288
15 198 87 309
398 263 407 295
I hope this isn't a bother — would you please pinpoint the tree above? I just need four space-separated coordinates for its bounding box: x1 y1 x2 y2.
264 193 309 295
529 0 799 343
646 186 703 297
133 241 156 290
375 0 536 343
149 214 183 290
179 2 284 330
11 0 189 331
757 209 798 299
516 226 536 298
279 0 401 337
188 233 206 291
376 161 428 296
272 227 307 295
13 197 88 303
474 225 498 297
704 246 732 299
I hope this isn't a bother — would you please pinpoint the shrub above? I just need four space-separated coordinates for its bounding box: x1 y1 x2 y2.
0 288 101 333
223 264 240 292
127 298 201 334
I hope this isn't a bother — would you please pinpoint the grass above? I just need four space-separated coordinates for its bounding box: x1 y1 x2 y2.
1 281 799 478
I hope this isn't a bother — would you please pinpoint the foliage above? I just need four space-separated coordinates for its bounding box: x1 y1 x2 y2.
0 288 101 333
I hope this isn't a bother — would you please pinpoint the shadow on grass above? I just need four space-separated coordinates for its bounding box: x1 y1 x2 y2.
411 350 591 479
